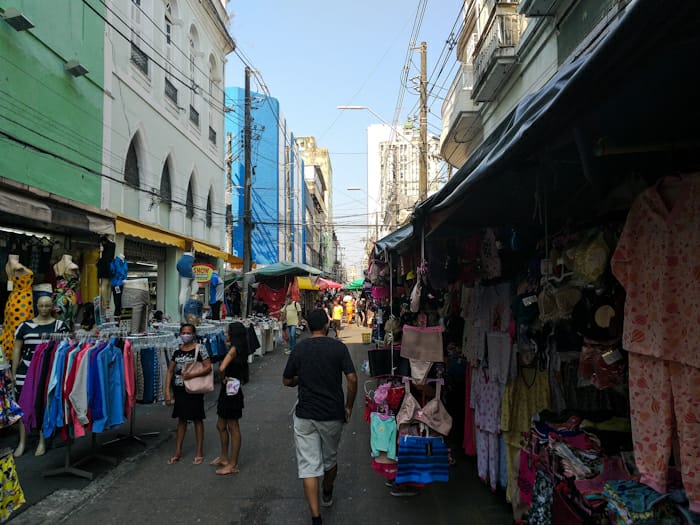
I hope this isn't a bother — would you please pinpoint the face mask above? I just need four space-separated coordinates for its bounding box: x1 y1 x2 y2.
180 334 194 344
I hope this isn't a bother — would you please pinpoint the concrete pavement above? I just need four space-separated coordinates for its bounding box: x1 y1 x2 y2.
6 323 513 524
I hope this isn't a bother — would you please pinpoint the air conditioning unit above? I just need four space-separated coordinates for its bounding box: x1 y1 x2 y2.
518 0 560 17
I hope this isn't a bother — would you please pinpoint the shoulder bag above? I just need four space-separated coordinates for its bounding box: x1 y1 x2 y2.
184 344 214 394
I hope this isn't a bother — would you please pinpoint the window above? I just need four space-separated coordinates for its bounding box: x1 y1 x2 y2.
124 140 140 188
189 105 199 127
206 191 212 228
160 162 172 207
131 43 149 75
186 178 194 218
164 3 172 44
165 77 177 104
208 126 216 144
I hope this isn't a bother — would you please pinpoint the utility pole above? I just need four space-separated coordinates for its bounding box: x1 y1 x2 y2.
419 41 428 202
242 67 253 317
225 132 233 256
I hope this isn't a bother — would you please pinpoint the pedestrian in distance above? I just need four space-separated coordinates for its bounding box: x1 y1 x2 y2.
331 299 344 338
210 321 249 475
283 308 358 525
165 323 212 465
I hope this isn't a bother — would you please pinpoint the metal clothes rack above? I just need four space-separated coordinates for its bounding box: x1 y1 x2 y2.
103 331 176 447
37 333 118 479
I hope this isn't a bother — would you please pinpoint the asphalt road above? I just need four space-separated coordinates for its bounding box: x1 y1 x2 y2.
7 323 513 525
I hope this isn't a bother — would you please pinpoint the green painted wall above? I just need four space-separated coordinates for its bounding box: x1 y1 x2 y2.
0 0 104 207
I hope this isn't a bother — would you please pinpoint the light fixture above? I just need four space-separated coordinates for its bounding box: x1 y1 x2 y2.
64 60 89 77
1 7 34 31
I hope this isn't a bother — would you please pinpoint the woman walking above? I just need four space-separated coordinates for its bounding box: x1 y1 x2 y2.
211 322 249 475
165 323 212 465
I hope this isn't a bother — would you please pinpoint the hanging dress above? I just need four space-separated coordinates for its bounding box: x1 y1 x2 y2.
0 270 34 362
55 272 80 331
0 450 25 522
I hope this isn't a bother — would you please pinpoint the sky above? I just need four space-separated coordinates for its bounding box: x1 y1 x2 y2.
224 1 462 275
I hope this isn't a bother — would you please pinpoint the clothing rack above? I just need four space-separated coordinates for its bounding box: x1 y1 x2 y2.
43 433 116 481
102 332 175 447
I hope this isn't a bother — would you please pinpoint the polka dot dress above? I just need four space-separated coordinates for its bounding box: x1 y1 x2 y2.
0 270 34 362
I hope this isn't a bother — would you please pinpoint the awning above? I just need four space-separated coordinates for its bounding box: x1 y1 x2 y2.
296 276 320 291
374 223 413 254
252 261 323 277
193 241 243 267
0 185 115 236
317 278 344 290
115 215 187 249
414 0 694 232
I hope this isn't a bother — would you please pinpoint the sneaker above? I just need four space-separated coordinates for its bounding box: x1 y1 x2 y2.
311 516 323 525
390 484 419 497
284 349 292 355
320 489 333 507
384 480 395 488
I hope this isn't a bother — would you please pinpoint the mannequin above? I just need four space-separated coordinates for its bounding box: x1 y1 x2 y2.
109 253 128 317
0 256 34 362
122 278 150 332
53 254 79 279
97 237 115 319
13 294 68 457
177 251 196 321
183 287 203 325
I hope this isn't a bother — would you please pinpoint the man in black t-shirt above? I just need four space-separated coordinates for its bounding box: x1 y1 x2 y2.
283 309 357 525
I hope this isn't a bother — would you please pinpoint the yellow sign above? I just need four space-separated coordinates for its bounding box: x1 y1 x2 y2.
193 263 215 284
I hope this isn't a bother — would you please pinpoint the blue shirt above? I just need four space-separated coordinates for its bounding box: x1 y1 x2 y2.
209 272 223 304
98 341 125 430
43 340 71 438
109 257 128 287
176 253 195 278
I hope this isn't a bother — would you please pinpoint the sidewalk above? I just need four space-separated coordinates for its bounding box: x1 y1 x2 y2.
7 324 513 524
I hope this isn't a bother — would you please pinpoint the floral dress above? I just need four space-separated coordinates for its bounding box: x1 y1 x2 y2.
55 273 80 331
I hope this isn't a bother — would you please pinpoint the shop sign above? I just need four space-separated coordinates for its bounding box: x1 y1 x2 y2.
193 262 215 284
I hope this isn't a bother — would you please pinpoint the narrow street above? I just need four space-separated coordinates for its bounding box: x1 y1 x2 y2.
7 324 512 525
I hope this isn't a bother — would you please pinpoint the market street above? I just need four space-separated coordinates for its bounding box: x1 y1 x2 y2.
7 324 512 524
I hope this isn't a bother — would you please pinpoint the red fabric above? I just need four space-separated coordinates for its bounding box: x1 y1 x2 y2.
372 457 398 480
123 339 135 418
256 283 287 314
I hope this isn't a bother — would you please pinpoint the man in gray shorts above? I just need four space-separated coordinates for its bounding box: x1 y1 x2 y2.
283 308 357 525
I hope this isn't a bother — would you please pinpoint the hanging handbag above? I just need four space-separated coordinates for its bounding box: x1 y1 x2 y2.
225 377 241 396
183 345 214 394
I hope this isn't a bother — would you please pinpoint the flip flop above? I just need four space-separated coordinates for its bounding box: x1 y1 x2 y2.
209 457 227 466
167 455 181 465
193 456 204 465
215 466 240 475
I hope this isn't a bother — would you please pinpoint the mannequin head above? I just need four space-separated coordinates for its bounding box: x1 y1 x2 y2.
35 295 54 321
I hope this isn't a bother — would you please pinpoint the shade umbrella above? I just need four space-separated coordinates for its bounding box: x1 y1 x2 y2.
317 278 344 290
344 278 364 291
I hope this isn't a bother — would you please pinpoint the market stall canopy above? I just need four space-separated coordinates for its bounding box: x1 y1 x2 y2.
250 261 323 277
344 278 364 291
317 278 344 290
296 276 320 291
374 223 413 254
413 0 699 235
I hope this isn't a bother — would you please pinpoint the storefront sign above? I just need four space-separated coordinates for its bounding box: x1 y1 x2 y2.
193 262 215 284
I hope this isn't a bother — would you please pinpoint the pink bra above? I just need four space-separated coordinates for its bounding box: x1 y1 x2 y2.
396 381 452 436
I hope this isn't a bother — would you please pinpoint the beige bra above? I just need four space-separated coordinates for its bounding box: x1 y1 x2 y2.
396 381 452 436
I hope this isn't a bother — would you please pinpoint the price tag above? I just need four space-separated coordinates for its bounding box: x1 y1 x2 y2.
6 281 12 292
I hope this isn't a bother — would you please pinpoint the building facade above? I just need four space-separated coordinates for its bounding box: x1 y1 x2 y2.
226 88 303 265
296 136 337 275
441 0 629 170
102 0 234 315
367 123 442 240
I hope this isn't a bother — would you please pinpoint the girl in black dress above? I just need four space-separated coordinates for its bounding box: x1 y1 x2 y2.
210 322 249 475
165 323 212 465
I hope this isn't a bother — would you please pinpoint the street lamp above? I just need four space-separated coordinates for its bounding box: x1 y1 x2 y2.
337 105 416 144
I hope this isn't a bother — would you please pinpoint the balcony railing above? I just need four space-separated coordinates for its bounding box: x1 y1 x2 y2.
473 13 524 87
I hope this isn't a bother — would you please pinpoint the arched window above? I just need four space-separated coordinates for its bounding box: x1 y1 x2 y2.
160 160 172 209
186 177 194 219
206 189 213 228
124 140 140 188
